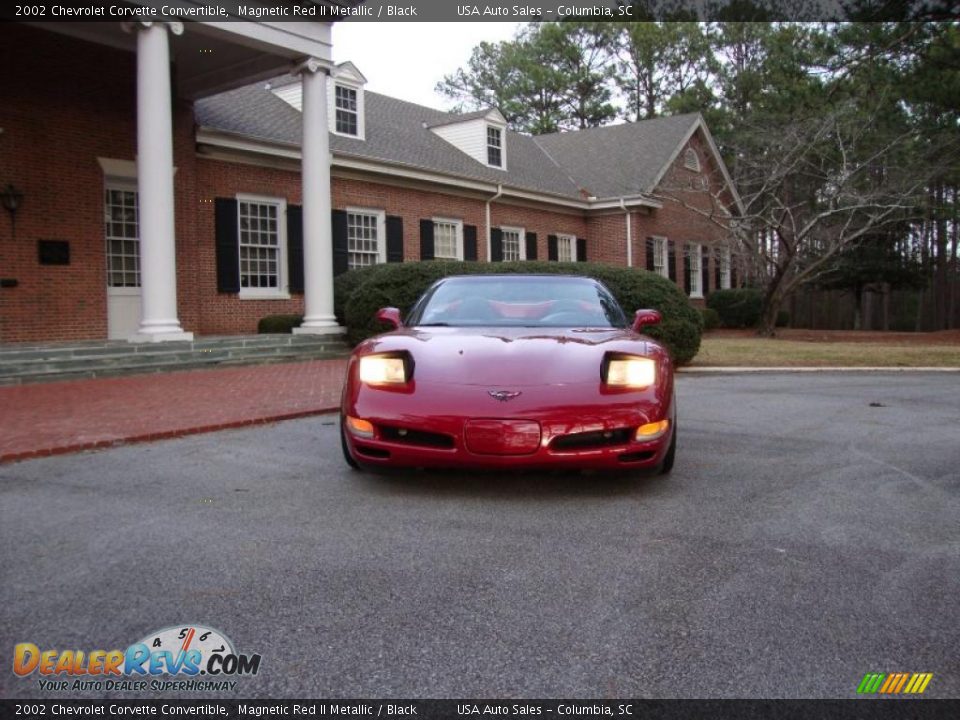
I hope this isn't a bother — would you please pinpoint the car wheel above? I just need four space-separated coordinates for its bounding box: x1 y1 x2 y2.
340 417 360 470
658 420 677 475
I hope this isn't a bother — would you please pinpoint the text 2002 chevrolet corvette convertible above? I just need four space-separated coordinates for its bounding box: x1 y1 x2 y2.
340 274 676 473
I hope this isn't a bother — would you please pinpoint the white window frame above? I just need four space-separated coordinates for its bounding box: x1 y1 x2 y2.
236 193 289 300
720 246 732 290
346 207 387 270
684 147 701 172
331 81 365 140
652 235 669 279
688 242 703 299
500 226 525 261
487 125 503 168
556 233 575 263
432 218 464 260
104 180 141 289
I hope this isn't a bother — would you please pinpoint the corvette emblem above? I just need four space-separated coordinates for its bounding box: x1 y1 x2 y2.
488 390 522 402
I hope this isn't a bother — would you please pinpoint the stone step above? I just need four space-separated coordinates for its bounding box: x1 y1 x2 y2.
0 335 351 385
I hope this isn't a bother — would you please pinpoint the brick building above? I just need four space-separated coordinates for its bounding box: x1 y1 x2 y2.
0 21 741 344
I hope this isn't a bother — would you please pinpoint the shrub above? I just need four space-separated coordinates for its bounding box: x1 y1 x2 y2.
776 310 790 328
333 265 390 325
257 314 303 334
342 261 703 365
707 288 763 328
701 307 721 331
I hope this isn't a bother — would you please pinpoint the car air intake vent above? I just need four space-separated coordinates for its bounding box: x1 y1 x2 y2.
551 428 632 451
618 450 656 463
380 426 455 449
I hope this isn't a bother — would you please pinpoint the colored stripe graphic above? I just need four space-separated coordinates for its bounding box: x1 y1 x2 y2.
858 672 933 694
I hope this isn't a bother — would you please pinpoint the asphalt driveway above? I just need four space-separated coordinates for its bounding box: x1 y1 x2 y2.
1 373 958 699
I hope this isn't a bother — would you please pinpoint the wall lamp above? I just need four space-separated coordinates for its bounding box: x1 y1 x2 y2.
1 183 23 216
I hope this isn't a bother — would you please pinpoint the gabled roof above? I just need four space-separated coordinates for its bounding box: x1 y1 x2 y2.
426 107 506 129
195 80 736 207
533 114 701 198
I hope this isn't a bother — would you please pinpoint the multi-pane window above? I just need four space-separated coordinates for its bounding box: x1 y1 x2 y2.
720 246 732 289
652 237 668 278
557 234 574 262
502 227 522 261
105 187 140 288
487 126 502 167
433 220 461 259
335 85 358 136
238 200 280 290
347 211 382 269
688 242 703 297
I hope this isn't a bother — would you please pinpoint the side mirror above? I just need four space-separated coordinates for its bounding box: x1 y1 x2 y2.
632 309 661 333
376 307 403 329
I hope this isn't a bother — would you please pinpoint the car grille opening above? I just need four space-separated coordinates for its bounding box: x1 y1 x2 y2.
354 445 390 459
618 450 656 463
551 428 632 452
380 426 455 449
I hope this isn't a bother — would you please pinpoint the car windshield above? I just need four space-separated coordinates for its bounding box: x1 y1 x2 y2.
406 276 627 328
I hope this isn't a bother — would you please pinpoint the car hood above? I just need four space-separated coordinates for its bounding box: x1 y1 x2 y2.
355 326 666 386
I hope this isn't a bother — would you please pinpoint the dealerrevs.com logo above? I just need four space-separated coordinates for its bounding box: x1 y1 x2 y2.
13 624 261 693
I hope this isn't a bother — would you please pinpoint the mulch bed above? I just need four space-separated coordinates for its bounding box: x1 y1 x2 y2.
707 329 960 345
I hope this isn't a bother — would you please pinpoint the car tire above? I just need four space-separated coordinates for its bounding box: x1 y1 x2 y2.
340 417 360 470
658 421 677 475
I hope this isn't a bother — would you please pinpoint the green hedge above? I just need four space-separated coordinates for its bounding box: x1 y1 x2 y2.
701 307 721 331
257 314 303 334
707 288 763 328
341 261 703 365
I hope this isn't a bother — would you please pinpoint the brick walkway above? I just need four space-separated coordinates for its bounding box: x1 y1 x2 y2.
0 359 347 463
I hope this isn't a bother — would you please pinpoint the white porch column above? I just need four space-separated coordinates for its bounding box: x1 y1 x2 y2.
293 58 343 335
128 22 192 343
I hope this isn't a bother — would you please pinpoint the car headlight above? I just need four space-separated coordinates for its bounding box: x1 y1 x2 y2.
358 353 413 385
603 354 656 388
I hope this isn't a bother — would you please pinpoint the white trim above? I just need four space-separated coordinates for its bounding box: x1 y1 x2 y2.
432 217 464 260
651 235 669 278
500 225 525 261
195 128 663 211
555 233 575 263
97 157 138 180
486 124 506 171
720 246 732 290
330 79 365 141
688 242 703 299
345 206 387 268
236 192 289 300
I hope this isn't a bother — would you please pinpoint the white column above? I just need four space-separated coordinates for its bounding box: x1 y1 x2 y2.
129 22 192 343
293 58 343 335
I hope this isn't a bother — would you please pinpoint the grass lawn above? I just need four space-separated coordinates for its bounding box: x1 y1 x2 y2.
692 334 960 367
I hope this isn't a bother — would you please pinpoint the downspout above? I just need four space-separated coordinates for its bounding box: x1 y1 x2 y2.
620 198 632 267
486 183 503 262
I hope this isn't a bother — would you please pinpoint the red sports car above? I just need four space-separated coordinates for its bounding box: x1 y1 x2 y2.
340 274 676 474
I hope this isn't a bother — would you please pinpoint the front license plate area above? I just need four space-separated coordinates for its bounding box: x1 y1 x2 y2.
464 419 541 456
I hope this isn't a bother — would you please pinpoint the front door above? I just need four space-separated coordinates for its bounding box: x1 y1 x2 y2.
104 184 142 340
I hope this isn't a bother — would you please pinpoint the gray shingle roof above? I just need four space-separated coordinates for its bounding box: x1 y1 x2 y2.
195 81 700 202
534 114 700 198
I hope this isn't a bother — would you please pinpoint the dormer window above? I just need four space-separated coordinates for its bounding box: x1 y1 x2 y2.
335 85 358 136
487 126 502 168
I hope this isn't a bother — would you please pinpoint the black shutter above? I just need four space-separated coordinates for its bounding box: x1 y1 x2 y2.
714 247 722 290
576 238 587 262
331 209 348 277
386 215 404 263
731 258 738 288
525 232 537 260
683 244 691 294
287 205 304 293
463 224 478 261
702 245 710 295
547 235 558 261
668 240 677 282
490 227 503 262
419 219 434 260
214 198 240 293
645 237 655 272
